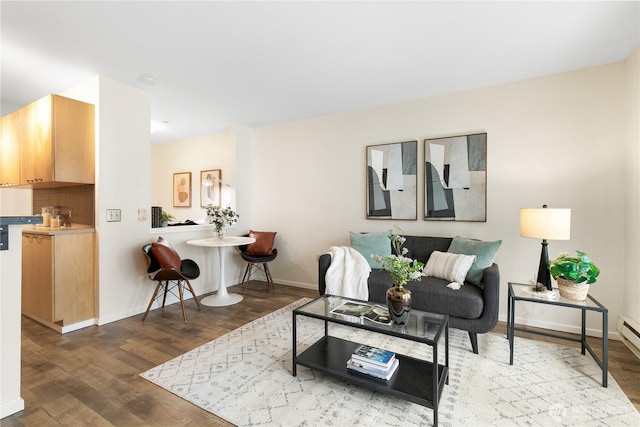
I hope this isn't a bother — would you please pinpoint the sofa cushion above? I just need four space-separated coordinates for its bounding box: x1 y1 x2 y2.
367 270 484 319
350 231 391 269
423 251 476 284
407 277 485 319
447 236 502 288
398 236 453 264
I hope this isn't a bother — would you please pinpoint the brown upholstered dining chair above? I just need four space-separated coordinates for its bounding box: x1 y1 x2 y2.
238 230 278 290
141 237 202 322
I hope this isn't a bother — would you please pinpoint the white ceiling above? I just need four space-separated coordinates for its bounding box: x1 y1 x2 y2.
1 1 639 144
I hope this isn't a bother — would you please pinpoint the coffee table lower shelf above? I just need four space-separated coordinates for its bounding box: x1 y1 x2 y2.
295 335 447 409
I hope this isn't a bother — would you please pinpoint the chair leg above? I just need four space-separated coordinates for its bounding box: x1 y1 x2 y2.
142 281 163 322
468 331 479 354
184 279 202 309
242 262 252 289
264 263 274 288
177 280 187 322
161 281 169 307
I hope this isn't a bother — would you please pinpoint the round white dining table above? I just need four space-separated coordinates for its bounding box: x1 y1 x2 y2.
186 236 255 306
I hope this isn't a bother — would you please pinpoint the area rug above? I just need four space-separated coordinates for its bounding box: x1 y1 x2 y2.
141 299 640 426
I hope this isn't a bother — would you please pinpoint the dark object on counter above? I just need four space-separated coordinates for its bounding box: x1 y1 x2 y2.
151 206 162 228
167 220 197 226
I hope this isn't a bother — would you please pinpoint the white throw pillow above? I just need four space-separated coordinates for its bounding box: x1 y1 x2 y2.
423 251 477 285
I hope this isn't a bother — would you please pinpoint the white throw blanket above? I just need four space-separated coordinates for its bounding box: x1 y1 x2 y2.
325 246 371 300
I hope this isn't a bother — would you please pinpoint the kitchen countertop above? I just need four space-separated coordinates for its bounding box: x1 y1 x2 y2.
0 215 43 226
22 224 95 235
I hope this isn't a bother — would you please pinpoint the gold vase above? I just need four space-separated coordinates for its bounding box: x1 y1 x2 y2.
386 284 412 325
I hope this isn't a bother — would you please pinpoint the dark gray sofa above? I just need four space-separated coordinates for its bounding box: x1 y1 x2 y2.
318 236 500 354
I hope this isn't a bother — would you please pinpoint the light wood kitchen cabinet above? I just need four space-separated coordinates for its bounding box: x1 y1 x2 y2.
0 111 21 187
22 231 95 330
19 94 95 186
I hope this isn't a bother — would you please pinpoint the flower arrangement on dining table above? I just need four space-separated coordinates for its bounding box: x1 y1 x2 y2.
372 230 424 286
206 205 239 237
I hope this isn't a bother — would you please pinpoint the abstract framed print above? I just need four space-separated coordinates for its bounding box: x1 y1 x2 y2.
424 133 487 221
366 140 417 220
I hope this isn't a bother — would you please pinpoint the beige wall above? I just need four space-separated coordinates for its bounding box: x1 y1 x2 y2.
624 46 640 324
151 131 235 222
150 124 256 295
252 60 631 337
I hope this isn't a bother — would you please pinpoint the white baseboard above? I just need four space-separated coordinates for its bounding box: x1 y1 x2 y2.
0 398 24 419
22 312 96 334
97 285 207 325
61 318 97 333
272 278 317 291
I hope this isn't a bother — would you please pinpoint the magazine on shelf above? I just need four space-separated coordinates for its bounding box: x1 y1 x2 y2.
346 357 399 380
351 344 396 368
329 302 393 325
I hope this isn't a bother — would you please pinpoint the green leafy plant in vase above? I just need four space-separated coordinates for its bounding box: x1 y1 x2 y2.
549 251 600 301
206 205 239 239
372 228 424 325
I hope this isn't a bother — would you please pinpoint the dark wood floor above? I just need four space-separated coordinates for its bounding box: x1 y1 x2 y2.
3 282 639 426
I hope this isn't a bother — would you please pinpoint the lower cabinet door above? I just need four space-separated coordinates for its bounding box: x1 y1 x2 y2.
22 234 54 322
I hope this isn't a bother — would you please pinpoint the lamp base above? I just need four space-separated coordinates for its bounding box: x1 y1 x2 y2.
536 240 552 291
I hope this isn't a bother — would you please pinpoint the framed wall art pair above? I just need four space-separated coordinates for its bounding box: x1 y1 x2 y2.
172 169 222 208
366 132 487 222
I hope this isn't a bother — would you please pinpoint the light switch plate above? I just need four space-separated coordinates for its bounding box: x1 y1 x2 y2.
107 209 121 222
138 208 147 220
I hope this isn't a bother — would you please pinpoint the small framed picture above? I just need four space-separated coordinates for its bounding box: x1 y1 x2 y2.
200 169 222 207
173 172 192 207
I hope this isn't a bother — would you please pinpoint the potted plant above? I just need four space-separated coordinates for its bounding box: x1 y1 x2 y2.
549 251 600 301
161 211 175 227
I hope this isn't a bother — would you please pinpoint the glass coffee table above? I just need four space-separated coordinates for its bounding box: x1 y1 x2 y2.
292 295 449 426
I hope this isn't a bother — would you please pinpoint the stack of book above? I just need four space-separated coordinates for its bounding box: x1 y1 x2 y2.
151 206 163 228
346 344 399 380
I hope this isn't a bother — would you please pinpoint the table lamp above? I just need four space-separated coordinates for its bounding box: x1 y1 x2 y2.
520 205 571 291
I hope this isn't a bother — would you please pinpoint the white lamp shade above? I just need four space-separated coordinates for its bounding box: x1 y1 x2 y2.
520 208 571 240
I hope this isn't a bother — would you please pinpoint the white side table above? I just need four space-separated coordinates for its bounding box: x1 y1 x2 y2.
186 236 255 307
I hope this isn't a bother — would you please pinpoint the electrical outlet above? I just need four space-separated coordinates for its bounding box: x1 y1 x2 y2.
107 209 121 222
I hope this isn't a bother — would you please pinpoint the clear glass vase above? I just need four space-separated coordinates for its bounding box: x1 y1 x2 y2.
214 225 225 240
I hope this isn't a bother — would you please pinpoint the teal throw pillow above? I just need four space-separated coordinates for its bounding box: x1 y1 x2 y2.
350 231 391 269
447 236 502 288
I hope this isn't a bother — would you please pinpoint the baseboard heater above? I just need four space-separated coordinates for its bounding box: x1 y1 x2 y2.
617 316 640 360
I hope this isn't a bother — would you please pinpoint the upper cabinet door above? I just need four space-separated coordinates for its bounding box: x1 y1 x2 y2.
20 95 53 185
0 111 21 186
51 95 95 184
18 94 94 186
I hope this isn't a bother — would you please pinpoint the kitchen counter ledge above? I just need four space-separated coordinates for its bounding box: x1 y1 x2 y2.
22 224 95 235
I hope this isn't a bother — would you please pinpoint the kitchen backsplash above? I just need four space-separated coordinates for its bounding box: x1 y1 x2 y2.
32 185 95 227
